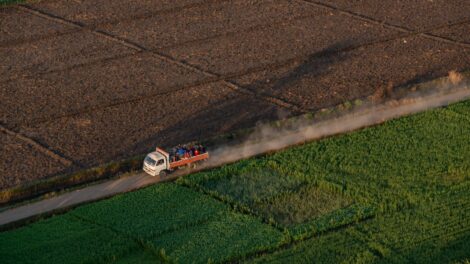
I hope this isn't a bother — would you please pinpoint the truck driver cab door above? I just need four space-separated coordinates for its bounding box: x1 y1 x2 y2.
155 159 165 175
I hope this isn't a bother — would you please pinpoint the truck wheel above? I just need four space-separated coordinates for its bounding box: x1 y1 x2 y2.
159 170 167 177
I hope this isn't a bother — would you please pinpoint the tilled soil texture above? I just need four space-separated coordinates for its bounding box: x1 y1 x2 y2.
0 133 71 189
1 0 470 190
20 82 281 167
230 36 470 110
2 53 211 126
311 0 470 31
430 23 470 44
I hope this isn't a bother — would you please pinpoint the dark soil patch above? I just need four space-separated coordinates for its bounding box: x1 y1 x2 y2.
313 0 470 31
0 133 70 189
0 7 75 46
28 0 212 25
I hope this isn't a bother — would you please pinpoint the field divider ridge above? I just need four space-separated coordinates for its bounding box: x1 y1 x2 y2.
0 124 76 167
297 0 470 49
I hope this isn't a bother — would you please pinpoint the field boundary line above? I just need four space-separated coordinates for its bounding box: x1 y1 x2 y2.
3 0 248 49
297 0 470 49
0 124 75 167
10 20 465 128
15 5 145 51
15 4 307 115
227 214 377 263
176 181 287 233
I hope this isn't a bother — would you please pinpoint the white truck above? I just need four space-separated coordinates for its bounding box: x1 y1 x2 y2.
143 147 209 177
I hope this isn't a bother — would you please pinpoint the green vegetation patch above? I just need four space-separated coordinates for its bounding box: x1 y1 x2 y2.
356 183 470 263
179 157 368 239
150 212 285 263
0 0 22 6
263 100 470 211
0 214 136 264
252 227 377 264
110 250 162 264
252 184 351 226
198 166 304 204
71 183 229 239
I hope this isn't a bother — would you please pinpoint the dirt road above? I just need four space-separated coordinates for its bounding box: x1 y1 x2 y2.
2 83 469 228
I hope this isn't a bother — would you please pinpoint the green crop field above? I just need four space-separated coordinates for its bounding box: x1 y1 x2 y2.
1 99 469 263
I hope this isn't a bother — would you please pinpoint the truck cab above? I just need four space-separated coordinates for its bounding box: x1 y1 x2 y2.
143 149 169 177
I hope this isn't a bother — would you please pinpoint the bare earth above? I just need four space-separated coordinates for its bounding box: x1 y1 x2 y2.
1 0 469 190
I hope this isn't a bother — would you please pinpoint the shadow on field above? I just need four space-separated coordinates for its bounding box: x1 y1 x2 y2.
272 42 352 91
245 41 353 94
119 95 282 157
118 43 356 157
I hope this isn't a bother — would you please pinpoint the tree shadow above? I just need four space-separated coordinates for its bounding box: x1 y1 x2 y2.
116 41 356 158
117 95 283 159
245 41 353 94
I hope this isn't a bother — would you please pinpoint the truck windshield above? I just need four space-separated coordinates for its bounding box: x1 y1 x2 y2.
144 156 156 166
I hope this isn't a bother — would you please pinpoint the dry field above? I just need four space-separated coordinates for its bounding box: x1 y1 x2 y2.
1 0 469 190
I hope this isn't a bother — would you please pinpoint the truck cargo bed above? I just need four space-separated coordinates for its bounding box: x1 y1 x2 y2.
169 152 209 169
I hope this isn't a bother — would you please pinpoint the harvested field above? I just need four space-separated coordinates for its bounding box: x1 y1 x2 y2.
18 83 282 167
0 133 70 189
1 0 470 191
1 30 134 82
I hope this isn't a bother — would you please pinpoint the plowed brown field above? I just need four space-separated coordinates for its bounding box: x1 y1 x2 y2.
1 0 469 190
